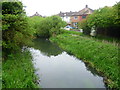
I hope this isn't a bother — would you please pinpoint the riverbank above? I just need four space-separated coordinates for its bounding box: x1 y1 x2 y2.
2 50 38 88
50 32 119 88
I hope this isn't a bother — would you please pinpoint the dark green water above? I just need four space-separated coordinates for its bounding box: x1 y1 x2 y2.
29 38 106 88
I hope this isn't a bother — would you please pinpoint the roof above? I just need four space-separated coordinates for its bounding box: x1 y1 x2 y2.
57 11 77 17
57 5 94 17
72 5 94 16
30 12 42 17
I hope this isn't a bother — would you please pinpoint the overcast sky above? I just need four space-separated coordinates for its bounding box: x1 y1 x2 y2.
21 0 119 16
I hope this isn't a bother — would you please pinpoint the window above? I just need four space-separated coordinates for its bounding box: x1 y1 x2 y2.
74 16 78 19
82 15 86 19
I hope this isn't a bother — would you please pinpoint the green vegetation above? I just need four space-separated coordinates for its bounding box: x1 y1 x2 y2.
0 2 2 89
2 0 66 88
29 15 66 38
2 1 38 88
62 30 83 36
50 32 119 88
2 51 38 88
78 2 120 39
2 1 35 58
2 0 119 89
0 50 1 89
28 16 45 36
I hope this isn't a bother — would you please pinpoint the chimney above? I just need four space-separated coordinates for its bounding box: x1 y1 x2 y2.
35 12 39 15
86 5 88 8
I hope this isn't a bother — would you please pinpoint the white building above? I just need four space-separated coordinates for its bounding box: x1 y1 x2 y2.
57 11 77 24
61 13 71 23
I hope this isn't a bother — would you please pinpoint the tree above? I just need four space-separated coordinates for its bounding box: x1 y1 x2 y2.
2 1 35 58
113 2 120 26
36 15 66 37
78 3 120 38
28 16 45 36
78 19 91 35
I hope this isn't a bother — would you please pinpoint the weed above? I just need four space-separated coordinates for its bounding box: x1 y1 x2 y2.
2 51 39 88
50 32 119 88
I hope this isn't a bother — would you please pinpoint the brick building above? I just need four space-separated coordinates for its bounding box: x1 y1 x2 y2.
57 5 94 28
71 5 94 27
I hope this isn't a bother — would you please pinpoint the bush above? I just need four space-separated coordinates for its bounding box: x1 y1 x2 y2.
36 15 66 37
78 2 120 39
2 1 35 58
78 19 91 35
28 16 45 36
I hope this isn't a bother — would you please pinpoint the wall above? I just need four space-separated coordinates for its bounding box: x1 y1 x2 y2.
70 15 88 27
61 16 71 23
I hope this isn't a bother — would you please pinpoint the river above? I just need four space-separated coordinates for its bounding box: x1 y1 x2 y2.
28 38 106 88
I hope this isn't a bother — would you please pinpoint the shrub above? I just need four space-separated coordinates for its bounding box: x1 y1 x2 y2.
36 15 66 37
78 19 91 35
2 1 35 58
78 2 120 39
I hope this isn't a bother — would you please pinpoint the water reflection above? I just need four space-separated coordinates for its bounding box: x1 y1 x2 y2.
29 38 106 88
84 62 100 76
32 38 63 56
65 52 102 77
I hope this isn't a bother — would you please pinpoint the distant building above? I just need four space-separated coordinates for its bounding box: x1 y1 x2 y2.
71 5 94 27
57 11 77 24
30 12 42 17
57 5 94 28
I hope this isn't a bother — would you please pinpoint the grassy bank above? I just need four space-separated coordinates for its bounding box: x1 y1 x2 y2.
0 50 1 89
2 50 38 88
50 32 119 88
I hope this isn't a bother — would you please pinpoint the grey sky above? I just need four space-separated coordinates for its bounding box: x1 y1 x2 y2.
21 0 119 16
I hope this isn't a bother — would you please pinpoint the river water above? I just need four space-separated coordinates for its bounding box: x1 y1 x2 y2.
28 38 106 88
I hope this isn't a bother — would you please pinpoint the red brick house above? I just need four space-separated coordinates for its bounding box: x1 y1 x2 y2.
70 5 94 27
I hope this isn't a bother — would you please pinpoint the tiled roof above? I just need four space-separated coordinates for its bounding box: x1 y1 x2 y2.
72 5 94 16
57 11 77 17
58 5 94 17
30 12 42 17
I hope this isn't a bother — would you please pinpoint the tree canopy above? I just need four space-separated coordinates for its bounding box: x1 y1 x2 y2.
2 1 35 57
78 2 120 39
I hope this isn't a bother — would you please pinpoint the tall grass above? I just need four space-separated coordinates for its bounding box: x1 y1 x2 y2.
2 50 39 88
50 32 119 88
62 30 83 36
0 41 2 89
